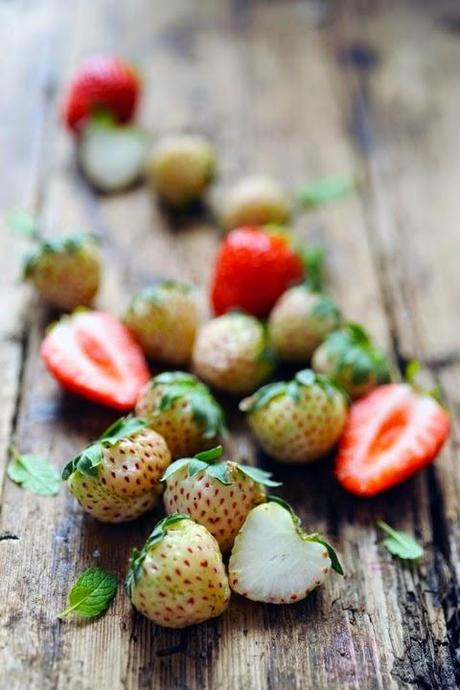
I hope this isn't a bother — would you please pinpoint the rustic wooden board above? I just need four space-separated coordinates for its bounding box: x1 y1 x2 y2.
1 1 459 688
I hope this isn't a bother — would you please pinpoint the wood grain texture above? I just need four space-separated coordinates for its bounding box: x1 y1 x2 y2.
0 1 459 689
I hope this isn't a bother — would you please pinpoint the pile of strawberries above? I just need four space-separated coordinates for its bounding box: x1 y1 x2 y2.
14 56 451 628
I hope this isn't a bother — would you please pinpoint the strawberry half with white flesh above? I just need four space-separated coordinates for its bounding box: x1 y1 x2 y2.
62 416 171 522
40 310 150 410
228 498 343 604
126 514 230 628
335 374 450 496
162 446 280 552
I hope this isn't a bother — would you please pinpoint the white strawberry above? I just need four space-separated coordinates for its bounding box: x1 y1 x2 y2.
162 446 280 552
240 369 348 463
228 499 343 604
63 416 171 523
126 514 230 628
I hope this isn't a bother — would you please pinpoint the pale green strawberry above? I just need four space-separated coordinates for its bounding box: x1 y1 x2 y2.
162 446 280 552
146 134 216 207
228 498 343 604
24 234 100 311
269 286 341 362
192 312 274 395
124 280 202 365
219 175 291 231
240 369 348 463
126 514 230 628
135 371 225 458
312 323 391 399
62 416 171 523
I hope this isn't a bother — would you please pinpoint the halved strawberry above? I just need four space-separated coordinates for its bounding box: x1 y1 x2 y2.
335 383 450 496
40 310 150 410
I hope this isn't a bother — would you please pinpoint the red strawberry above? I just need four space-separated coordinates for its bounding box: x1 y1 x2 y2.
336 383 450 496
40 310 150 410
62 55 140 133
210 226 304 318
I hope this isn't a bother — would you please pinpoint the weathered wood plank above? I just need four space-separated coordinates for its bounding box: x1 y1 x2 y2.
1 1 459 689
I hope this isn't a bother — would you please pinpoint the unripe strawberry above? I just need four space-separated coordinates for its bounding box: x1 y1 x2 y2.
269 285 342 362
219 176 291 231
24 234 101 311
162 446 280 552
126 514 230 628
135 371 225 458
123 281 202 365
312 323 391 399
62 417 171 523
240 369 348 463
229 498 343 604
192 312 274 395
146 134 216 207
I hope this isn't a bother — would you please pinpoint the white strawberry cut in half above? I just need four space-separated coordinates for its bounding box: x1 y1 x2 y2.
228 499 343 604
79 116 147 192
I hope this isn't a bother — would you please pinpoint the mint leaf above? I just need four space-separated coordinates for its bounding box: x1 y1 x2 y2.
7 210 41 239
8 447 60 496
296 174 357 209
58 567 118 619
377 521 424 561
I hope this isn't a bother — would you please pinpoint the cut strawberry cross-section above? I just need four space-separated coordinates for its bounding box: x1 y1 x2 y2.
40 310 150 410
335 383 450 496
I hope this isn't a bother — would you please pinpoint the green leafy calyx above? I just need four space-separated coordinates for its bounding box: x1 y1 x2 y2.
58 567 118 619
126 514 190 595
296 174 357 209
319 324 391 386
377 520 424 561
62 416 148 481
23 233 100 279
150 371 225 439
8 446 60 496
240 369 346 413
162 446 281 487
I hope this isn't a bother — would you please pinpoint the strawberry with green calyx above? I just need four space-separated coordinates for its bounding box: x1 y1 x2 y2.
78 114 148 192
312 323 391 399
146 134 217 207
336 361 450 497
123 280 202 365
268 246 342 362
240 369 348 463
192 311 274 395
126 514 230 628
135 372 225 458
219 175 291 231
63 416 171 523
228 497 343 604
9 211 101 311
162 445 280 552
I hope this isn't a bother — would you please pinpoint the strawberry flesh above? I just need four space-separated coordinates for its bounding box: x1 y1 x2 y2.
41 310 150 409
335 384 450 496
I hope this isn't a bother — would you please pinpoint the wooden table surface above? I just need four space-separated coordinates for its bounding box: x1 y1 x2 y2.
1 1 460 688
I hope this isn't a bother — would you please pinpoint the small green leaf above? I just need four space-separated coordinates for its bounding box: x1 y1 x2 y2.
205 463 232 485
306 534 344 575
187 459 209 477
377 520 424 561
58 567 118 619
300 245 325 292
296 174 357 209
8 447 60 496
194 446 223 463
240 382 288 413
237 464 282 487
161 457 193 482
7 210 41 240
100 416 147 445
